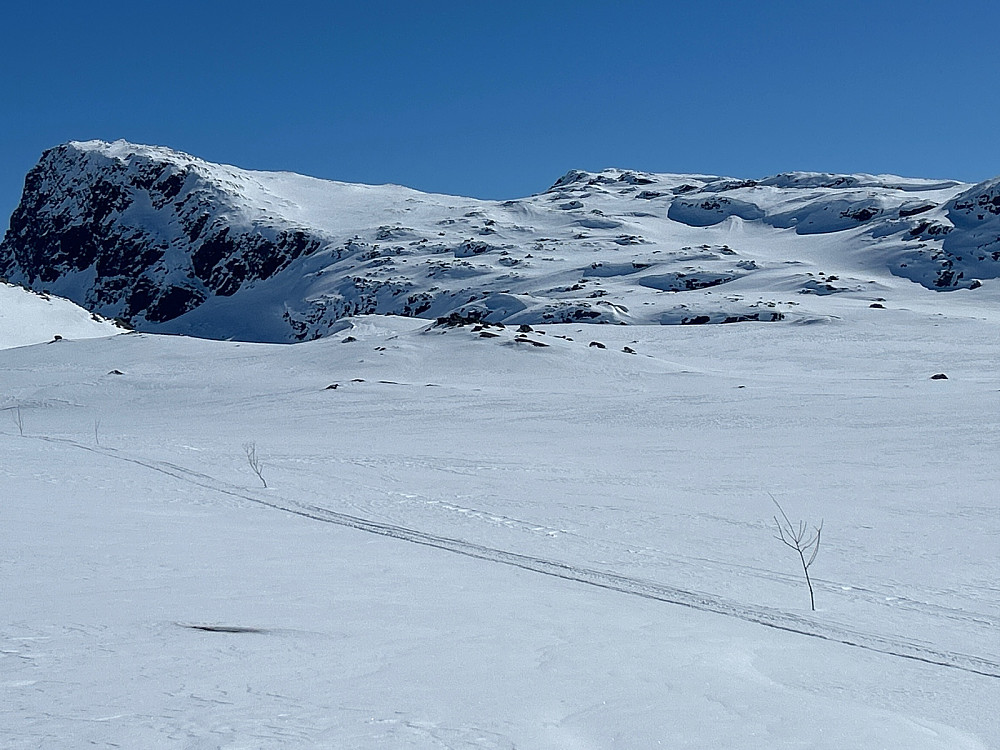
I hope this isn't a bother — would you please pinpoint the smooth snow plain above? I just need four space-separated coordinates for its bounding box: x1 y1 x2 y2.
2 298 999 747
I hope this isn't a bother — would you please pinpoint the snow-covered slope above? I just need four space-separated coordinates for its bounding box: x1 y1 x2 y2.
3 140 999 342
0 280 122 349
3 311 999 748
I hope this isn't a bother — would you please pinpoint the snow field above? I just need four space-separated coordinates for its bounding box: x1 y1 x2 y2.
2 311 999 748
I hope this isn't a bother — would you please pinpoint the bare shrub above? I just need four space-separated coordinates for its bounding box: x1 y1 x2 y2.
772 496 823 611
243 442 267 488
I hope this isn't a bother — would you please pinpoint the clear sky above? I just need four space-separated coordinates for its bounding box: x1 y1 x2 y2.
2 0 999 224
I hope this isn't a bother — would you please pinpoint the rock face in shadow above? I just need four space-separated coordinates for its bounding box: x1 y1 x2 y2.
0 142 321 325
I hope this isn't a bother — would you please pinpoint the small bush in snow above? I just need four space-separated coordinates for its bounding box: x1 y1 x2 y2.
243 442 267 488
772 496 823 611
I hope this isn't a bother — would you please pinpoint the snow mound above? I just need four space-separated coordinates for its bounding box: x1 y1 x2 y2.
0 281 123 349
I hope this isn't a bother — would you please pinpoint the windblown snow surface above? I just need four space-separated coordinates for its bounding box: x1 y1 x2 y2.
2 149 1000 748
3 306 999 748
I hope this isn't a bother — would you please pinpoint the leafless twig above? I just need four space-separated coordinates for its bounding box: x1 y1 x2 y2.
243 442 267 488
11 406 23 437
771 495 823 611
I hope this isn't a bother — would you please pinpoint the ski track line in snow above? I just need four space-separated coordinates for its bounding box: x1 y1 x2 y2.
28 434 1000 681
340 488 1000 631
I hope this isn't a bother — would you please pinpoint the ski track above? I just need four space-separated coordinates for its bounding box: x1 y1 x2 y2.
337 487 1000 632
32 434 1000 681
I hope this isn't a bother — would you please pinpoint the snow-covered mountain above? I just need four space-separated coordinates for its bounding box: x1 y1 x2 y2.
3 140 999 342
4 142 1000 748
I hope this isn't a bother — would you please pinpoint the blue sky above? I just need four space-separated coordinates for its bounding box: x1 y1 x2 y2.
2 1 998 222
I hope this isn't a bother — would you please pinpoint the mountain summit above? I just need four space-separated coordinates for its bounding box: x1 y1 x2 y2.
2 140 998 342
